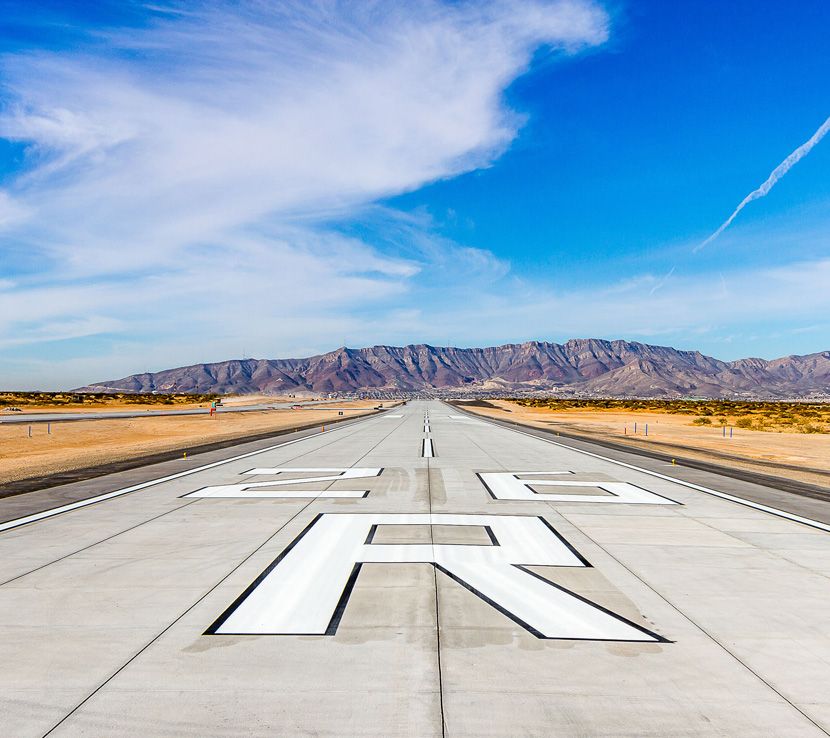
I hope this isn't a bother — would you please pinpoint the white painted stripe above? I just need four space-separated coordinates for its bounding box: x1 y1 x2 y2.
184 487 367 499
422 438 434 458
0 415 381 534
469 411 830 534
214 513 658 641
424 425 430 433
243 468 381 479
185 467 382 498
480 473 677 505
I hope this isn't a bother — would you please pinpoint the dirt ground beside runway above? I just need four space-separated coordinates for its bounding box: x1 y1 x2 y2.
0 392 307 414
0 402 381 484
456 400 830 489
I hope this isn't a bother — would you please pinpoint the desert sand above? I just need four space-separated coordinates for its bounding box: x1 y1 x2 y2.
0 402 380 485
0 393 309 414
459 400 830 489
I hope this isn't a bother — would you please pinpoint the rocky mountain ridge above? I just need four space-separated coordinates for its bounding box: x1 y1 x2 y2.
78 339 830 399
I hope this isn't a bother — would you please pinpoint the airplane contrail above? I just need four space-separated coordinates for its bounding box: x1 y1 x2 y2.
696 114 830 252
648 265 675 295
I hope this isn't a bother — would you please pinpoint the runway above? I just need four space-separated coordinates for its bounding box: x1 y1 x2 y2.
1 401 829 736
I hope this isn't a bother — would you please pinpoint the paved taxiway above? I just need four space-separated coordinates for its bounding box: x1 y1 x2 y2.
1 401 829 736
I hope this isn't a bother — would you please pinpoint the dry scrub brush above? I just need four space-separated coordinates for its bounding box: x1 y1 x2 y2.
511 398 830 434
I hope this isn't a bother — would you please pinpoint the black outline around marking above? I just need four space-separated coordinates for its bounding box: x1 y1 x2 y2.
180 488 370 500
526 483 616 498
202 513 671 640
239 467 384 478
210 554 668 641
325 563 363 635
513 472 575 479
475 472 681 505
536 516 592 567
204 513 324 634
433 563 668 643
476 472 498 500
185 467 384 500
364 523 501 547
484 525 499 546
511 565 671 643
432 563 543 638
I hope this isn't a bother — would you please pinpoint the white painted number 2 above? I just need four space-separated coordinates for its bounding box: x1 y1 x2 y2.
183 468 382 499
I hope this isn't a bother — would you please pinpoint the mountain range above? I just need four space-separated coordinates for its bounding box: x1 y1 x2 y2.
77 340 830 399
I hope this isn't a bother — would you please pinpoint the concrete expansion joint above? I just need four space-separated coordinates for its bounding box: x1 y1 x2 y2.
5 402 830 737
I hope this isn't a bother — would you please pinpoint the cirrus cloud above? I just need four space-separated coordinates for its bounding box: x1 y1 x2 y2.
0 0 610 387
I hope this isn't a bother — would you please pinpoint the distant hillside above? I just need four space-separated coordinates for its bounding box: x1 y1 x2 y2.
77 340 830 399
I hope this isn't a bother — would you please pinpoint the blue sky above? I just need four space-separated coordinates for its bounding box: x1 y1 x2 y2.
0 0 828 389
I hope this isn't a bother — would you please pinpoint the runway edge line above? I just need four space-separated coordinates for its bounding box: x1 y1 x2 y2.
448 404 830 534
0 413 382 534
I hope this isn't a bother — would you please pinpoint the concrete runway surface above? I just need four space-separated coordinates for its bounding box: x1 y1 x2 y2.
1 401 829 737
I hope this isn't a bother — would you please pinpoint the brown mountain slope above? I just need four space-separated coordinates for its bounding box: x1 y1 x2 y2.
77 341 830 398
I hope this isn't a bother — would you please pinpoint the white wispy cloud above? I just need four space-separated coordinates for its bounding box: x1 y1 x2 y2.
417 257 830 352
0 191 29 228
0 0 609 386
696 114 830 251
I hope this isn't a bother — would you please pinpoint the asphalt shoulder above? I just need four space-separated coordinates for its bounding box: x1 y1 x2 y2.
0 411 376 504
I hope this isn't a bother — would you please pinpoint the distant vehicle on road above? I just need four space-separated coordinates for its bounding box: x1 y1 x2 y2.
2 407 22 412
